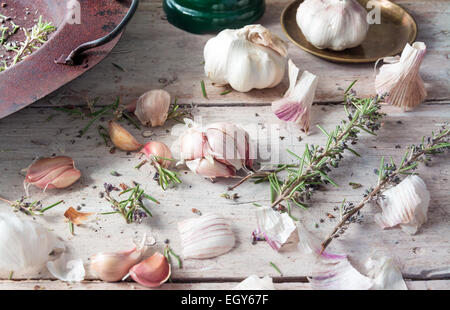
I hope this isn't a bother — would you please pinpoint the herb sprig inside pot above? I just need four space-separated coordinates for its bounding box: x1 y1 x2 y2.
320 124 450 252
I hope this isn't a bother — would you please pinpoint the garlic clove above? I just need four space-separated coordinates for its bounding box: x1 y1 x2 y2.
25 156 81 191
204 127 244 171
64 207 94 226
272 60 318 133
129 252 171 288
255 207 296 251
178 213 235 259
134 90 171 127
296 0 369 51
185 158 235 178
180 128 207 161
233 275 276 290
374 175 430 235
139 141 173 168
90 238 147 282
375 42 427 111
108 120 142 151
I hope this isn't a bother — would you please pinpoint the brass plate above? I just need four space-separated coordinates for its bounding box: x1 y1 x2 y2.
281 0 418 63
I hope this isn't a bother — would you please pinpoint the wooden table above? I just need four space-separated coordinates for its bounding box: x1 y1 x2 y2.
0 0 449 290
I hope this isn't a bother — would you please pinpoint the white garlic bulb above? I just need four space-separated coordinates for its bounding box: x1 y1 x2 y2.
296 0 369 51
135 89 171 127
375 175 430 235
204 24 288 92
375 42 427 111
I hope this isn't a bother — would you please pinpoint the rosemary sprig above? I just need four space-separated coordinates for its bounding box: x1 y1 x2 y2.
150 155 181 190
102 183 159 224
200 80 208 99
0 196 63 216
269 261 283 276
164 245 182 269
320 124 450 252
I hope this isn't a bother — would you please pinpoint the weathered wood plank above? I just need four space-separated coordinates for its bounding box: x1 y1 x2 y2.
0 104 448 282
29 0 450 109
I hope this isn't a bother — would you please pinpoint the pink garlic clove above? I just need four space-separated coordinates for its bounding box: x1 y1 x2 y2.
186 158 235 178
139 141 173 168
129 252 171 288
25 156 75 183
179 128 207 161
91 248 144 282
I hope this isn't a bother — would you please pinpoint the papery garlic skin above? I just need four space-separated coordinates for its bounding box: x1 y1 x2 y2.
365 255 407 290
272 59 318 132
233 275 275 290
129 252 171 288
178 213 235 259
135 90 171 127
255 207 296 251
375 175 430 235
0 214 64 273
375 42 427 111
25 156 81 191
204 24 288 92
47 254 85 283
179 122 254 178
108 120 143 151
139 141 173 168
296 0 369 51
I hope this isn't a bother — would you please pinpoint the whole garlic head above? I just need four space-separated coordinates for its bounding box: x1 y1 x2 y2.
296 0 369 51
204 24 288 92
135 90 171 127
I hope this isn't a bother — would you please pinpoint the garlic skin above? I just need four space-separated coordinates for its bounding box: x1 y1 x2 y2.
135 90 171 127
139 141 173 168
375 175 430 235
178 213 235 259
47 253 85 283
204 24 288 92
272 59 318 132
296 0 369 51
108 120 143 151
255 207 296 251
233 275 275 290
25 156 81 192
375 42 427 111
365 255 407 290
179 122 254 178
129 252 171 288
90 238 147 282
0 213 64 273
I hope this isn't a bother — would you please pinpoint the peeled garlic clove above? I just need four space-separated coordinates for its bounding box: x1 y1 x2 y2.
90 238 147 282
233 275 275 290
25 156 81 191
272 60 318 133
129 252 171 288
374 175 430 235
0 213 64 273
255 207 296 251
204 24 287 92
134 89 171 127
139 141 173 168
375 42 427 111
186 158 235 178
178 213 235 259
108 120 142 151
296 0 369 51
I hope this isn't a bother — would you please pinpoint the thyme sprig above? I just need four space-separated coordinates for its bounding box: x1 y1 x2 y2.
320 124 450 252
0 196 63 216
102 183 159 224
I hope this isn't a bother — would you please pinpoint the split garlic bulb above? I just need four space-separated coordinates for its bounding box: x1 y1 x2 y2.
204 24 288 92
135 89 171 127
296 0 369 51
375 42 427 111
375 175 430 235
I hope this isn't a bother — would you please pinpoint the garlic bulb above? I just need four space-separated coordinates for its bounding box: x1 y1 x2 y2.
204 24 288 92
296 0 369 51
108 120 142 151
0 213 64 273
179 122 254 178
90 237 147 282
178 213 235 259
129 252 171 288
375 175 430 235
255 207 296 251
24 156 81 192
233 275 276 290
375 42 427 111
139 141 173 168
135 90 171 127
272 59 318 132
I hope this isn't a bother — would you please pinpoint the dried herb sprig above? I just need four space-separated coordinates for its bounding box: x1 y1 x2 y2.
0 196 63 216
320 124 450 252
102 183 159 224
